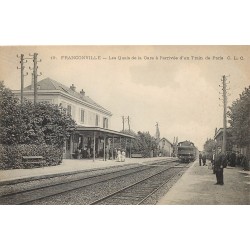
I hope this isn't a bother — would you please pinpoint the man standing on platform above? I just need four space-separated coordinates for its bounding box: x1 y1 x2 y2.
202 152 207 166
230 151 236 167
199 152 202 166
214 147 227 185
212 150 216 174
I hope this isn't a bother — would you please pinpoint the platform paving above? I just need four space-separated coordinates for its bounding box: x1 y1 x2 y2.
1 158 249 205
157 160 250 205
0 157 172 184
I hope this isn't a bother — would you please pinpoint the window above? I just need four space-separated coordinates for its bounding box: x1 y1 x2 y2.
95 114 99 126
81 109 85 123
88 111 95 125
103 117 108 129
67 105 71 116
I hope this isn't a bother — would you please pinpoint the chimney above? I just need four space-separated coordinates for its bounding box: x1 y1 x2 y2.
70 84 76 91
80 89 85 96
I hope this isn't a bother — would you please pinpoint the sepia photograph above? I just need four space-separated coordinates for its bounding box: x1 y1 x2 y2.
1 1 250 250
0 45 249 205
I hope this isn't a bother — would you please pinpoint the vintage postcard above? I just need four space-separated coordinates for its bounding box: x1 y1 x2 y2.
0 45 249 205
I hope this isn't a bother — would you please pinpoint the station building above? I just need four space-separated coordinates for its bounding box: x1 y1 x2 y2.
214 128 232 153
214 127 249 158
158 137 174 157
13 77 134 160
154 123 174 157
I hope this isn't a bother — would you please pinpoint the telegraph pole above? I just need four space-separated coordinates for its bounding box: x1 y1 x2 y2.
127 116 131 132
222 75 227 154
122 116 131 132
33 53 38 104
220 75 229 154
29 53 42 104
122 116 125 132
155 122 160 143
20 54 25 104
17 54 28 104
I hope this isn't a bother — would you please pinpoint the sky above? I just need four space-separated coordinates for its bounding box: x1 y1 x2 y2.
0 45 249 150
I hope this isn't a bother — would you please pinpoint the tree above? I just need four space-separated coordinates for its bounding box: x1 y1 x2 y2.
0 82 23 144
121 130 158 157
227 86 250 149
0 82 76 147
137 131 158 157
19 101 76 147
203 138 216 160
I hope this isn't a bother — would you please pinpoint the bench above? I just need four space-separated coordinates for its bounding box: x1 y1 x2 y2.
131 153 143 158
22 156 46 167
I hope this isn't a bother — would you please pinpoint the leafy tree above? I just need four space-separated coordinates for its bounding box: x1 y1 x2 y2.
0 82 76 147
137 131 158 157
203 138 216 160
121 130 158 157
19 101 76 147
0 82 23 144
227 86 250 149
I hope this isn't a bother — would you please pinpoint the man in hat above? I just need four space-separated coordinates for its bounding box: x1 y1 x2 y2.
214 147 227 185
199 152 202 166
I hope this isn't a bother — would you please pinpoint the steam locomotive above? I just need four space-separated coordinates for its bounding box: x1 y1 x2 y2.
177 140 197 162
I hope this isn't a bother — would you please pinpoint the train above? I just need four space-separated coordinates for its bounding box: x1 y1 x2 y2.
177 140 198 162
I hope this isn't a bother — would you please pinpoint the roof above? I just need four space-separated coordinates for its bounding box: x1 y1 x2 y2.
177 140 195 147
214 128 232 140
23 77 111 114
159 137 173 146
76 126 135 139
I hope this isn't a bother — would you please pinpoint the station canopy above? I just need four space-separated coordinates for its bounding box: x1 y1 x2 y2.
75 126 135 139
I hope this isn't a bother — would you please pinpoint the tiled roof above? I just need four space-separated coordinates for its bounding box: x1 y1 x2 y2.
24 77 111 113
160 137 173 146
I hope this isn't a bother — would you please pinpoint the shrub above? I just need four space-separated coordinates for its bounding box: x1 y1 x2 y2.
0 82 76 146
0 144 63 169
0 144 8 169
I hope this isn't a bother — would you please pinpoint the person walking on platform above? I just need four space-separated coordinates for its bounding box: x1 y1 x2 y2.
105 146 109 161
212 151 216 174
202 153 207 166
236 152 242 167
87 148 91 159
117 148 121 162
109 148 112 160
199 152 202 166
230 151 236 167
83 146 87 158
113 148 118 160
214 147 227 185
77 147 81 159
121 150 126 162
241 155 249 171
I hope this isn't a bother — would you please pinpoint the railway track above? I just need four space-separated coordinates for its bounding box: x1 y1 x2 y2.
90 166 185 205
0 159 179 205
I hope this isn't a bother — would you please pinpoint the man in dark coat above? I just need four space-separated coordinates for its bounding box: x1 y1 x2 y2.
241 155 249 171
212 151 216 174
202 153 207 166
199 152 202 166
230 152 236 167
214 148 227 185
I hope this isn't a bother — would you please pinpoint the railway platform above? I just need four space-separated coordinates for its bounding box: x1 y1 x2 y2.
157 160 250 205
0 157 173 185
1 158 249 205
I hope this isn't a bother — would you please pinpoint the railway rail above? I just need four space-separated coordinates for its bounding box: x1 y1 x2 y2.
0 159 187 205
90 165 185 205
